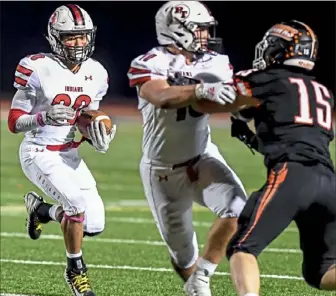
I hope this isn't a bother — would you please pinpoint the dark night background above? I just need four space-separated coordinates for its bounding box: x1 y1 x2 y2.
1 1 335 101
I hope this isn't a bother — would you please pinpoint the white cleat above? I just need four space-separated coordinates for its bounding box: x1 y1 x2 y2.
184 269 212 296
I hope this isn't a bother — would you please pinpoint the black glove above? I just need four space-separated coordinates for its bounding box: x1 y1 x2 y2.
230 116 259 155
167 72 201 86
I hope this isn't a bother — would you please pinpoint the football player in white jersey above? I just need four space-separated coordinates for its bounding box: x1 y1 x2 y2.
7 5 116 296
127 1 247 295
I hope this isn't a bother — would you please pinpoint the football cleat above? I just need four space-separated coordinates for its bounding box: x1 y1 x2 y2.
64 267 95 296
184 269 212 296
24 191 45 240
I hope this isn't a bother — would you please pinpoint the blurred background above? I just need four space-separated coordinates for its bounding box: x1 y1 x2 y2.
1 1 335 103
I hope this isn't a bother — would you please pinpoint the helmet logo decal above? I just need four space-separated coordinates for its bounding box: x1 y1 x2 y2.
173 5 190 19
50 11 58 25
269 24 298 41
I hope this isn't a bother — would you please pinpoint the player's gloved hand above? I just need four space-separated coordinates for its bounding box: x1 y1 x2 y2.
39 105 76 126
195 82 237 105
87 120 117 153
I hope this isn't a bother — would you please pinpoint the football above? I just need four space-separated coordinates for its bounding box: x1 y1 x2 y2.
76 110 113 139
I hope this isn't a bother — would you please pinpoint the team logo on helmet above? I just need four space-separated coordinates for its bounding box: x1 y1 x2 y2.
269 24 299 41
50 11 58 26
173 4 190 19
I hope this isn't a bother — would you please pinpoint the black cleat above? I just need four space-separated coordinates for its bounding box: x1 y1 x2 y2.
64 267 95 296
24 191 45 240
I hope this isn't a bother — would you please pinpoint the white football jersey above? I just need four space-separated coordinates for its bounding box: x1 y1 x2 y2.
127 47 233 164
12 53 108 145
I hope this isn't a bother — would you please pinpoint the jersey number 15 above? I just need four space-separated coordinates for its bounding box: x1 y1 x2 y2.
289 78 333 131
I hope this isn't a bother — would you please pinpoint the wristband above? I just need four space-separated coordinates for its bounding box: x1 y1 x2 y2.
36 112 45 127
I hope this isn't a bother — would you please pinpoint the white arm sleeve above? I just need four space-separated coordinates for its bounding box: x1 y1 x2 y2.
10 90 42 133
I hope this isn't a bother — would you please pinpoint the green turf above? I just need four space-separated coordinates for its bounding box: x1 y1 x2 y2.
0 121 334 296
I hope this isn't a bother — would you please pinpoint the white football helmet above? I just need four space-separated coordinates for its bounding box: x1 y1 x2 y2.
155 1 223 54
46 4 96 64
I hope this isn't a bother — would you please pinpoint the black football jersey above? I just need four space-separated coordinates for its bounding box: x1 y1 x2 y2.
235 65 335 170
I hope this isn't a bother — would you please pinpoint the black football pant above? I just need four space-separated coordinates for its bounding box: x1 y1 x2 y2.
227 161 336 289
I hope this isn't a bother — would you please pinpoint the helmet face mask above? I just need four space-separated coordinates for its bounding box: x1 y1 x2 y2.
156 1 223 54
253 38 269 70
47 5 96 64
51 28 96 64
252 20 318 71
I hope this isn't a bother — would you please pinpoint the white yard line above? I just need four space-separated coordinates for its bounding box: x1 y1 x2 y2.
0 232 301 254
0 204 299 233
105 216 299 233
0 258 304 281
0 294 35 296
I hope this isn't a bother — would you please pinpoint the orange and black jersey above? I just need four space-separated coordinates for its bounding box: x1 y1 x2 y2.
235 65 335 171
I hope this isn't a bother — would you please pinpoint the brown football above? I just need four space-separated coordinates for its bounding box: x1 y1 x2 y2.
76 110 112 139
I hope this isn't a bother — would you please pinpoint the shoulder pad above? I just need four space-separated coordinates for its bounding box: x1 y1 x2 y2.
127 48 170 88
197 54 233 83
13 54 44 95
91 60 109 100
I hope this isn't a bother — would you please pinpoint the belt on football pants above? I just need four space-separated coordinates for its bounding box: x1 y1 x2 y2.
172 155 200 182
172 155 201 169
46 138 85 151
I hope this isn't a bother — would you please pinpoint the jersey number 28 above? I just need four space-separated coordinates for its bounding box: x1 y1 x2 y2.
289 78 333 131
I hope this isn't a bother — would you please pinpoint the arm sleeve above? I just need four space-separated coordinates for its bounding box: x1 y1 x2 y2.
8 90 43 133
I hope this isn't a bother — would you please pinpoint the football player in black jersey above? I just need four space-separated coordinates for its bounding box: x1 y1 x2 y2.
226 20 336 296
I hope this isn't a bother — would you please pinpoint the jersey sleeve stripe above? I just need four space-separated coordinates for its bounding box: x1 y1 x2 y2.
16 65 33 77
14 76 28 87
128 67 151 75
129 76 151 87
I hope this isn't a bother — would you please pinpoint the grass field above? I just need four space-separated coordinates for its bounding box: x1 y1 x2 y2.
0 120 335 296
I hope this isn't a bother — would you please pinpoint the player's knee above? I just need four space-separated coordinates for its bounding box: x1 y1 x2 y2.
227 195 246 218
84 218 105 234
215 194 246 219
62 194 86 216
226 235 260 261
226 238 236 260
83 192 105 234
63 213 85 223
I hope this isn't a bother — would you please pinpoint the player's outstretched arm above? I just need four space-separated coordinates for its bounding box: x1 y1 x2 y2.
191 94 260 114
128 52 236 109
140 78 238 109
139 79 199 109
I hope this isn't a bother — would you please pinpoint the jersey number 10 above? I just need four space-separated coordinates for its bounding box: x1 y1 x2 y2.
289 78 333 131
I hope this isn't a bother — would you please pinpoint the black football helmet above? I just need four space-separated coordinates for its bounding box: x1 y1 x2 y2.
253 20 318 71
